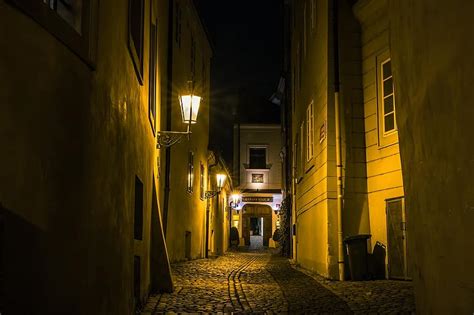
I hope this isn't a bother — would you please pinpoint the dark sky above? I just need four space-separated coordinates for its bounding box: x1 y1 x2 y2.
194 0 283 162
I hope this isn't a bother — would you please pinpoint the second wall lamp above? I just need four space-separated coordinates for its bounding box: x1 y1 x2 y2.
204 173 226 199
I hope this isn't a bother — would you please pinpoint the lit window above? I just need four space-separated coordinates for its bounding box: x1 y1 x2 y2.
298 122 304 179
306 102 314 161
249 148 266 169
200 163 205 200
381 59 396 134
187 152 194 193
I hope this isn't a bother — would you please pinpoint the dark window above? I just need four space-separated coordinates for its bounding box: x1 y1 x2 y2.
134 176 143 240
190 36 196 78
134 255 141 310
249 148 266 169
45 0 83 33
202 58 207 91
129 0 145 84
149 17 158 133
7 0 97 66
200 163 205 200
175 2 182 47
187 152 194 193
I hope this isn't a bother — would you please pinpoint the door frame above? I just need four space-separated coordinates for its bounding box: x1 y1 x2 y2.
386 197 410 280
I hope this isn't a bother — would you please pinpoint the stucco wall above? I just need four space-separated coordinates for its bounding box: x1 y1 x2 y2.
164 0 212 263
354 0 405 272
292 0 332 277
336 0 370 241
239 125 282 191
0 0 170 313
389 0 474 313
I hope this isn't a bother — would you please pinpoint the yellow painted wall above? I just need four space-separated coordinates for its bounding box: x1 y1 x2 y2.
389 0 474 312
0 0 170 313
238 124 282 191
292 0 332 277
354 0 405 263
163 0 212 263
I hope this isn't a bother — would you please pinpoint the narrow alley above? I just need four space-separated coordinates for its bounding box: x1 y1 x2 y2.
1 0 474 314
142 250 415 314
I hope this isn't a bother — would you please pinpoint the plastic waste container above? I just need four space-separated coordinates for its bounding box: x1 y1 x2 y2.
344 234 371 280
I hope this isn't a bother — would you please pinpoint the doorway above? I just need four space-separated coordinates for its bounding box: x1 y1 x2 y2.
386 197 411 280
249 217 263 249
242 204 272 247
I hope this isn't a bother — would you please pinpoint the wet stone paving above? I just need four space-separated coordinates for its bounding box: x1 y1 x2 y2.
142 249 415 314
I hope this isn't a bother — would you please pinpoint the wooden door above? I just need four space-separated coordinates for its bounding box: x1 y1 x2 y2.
386 198 409 279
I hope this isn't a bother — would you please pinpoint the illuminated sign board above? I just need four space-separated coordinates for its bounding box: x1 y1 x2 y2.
242 196 273 202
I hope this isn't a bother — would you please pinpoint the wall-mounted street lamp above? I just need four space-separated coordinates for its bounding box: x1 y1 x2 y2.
204 173 226 199
229 193 242 213
274 203 281 215
157 81 202 148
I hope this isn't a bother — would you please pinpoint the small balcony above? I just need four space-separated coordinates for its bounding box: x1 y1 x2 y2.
242 163 272 170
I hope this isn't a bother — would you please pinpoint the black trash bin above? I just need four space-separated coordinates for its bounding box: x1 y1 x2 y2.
344 234 371 280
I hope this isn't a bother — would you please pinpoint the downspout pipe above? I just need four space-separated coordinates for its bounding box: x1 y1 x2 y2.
162 0 174 236
333 0 345 281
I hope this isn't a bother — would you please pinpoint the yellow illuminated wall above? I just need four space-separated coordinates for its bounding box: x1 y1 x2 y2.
290 0 404 280
162 0 213 263
354 0 405 274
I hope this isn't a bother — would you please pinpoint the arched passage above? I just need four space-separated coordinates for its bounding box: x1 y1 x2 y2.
242 204 273 248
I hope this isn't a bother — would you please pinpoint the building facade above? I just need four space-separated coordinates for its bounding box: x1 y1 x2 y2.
158 0 213 263
233 124 282 248
286 0 474 312
0 0 219 313
287 0 406 281
206 152 233 256
387 1 474 313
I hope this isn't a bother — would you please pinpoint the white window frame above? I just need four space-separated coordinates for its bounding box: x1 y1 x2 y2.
306 101 314 161
381 58 397 135
377 51 398 147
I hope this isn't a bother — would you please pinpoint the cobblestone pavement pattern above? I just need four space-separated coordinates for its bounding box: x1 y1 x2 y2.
142 250 415 314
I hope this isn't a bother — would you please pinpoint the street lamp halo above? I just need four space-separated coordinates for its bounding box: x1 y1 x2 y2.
179 94 201 124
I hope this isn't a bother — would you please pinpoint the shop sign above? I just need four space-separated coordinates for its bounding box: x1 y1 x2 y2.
242 196 273 202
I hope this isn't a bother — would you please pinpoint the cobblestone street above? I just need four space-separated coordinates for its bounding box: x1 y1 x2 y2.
142 250 415 314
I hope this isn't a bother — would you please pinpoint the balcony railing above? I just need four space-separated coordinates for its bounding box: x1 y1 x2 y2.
243 163 272 170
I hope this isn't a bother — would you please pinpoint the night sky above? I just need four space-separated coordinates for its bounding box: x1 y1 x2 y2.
194 0 283 163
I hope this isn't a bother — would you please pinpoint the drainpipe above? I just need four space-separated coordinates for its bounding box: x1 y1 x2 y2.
333 0 345 281
162 0 174 236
